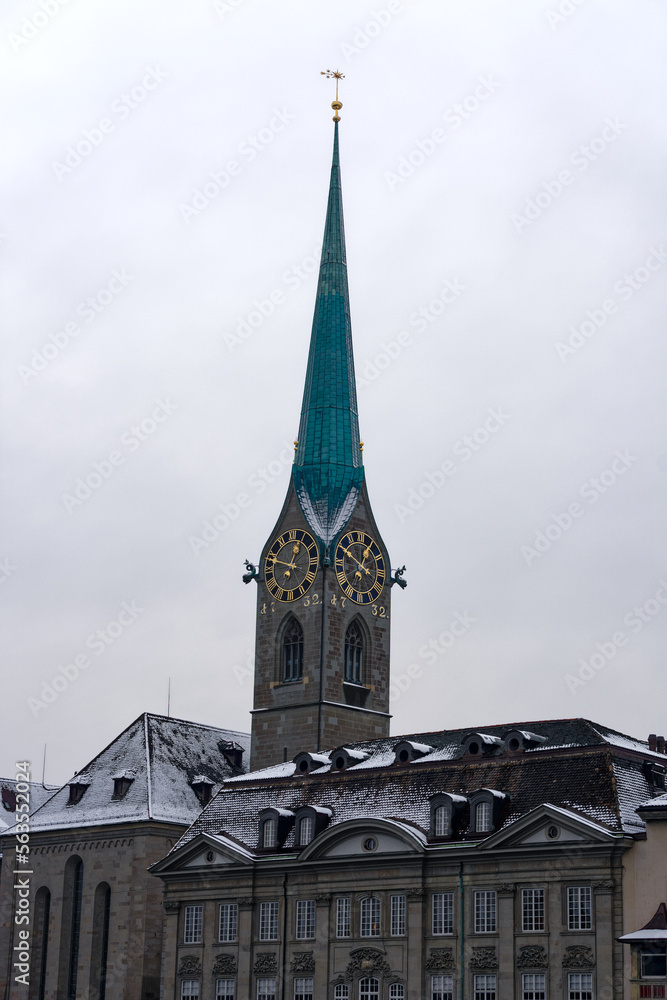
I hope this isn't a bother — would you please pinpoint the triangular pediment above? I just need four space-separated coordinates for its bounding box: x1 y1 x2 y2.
150 832 253 874
479 803 621 850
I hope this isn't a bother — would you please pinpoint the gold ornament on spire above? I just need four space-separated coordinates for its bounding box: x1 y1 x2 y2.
321 69 344 121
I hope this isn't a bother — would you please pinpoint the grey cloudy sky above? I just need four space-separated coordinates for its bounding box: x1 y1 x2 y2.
2 0 666 783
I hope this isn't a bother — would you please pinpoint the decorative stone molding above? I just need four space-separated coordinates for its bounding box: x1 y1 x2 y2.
425 948 455 971
593 879 614 891
563 946 595 969
290 952 315 974
470 948 499 971
517 946 548 969
164 900 181 912
346 948 392 977
178 956 202 976
212 955 237 976
316 893 332 905
407 888 426 898
497 883 516 896
238 896 254 908
253 953 278 975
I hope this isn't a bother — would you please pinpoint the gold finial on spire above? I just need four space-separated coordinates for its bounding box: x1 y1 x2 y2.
321 69 345 122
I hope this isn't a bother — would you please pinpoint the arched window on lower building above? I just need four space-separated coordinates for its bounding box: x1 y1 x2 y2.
30 887 50 1000
344 620 364 684
89 882 111 1000
58 856 83 1000
282 617 303 682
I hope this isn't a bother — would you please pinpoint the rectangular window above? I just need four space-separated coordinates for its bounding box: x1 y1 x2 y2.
181 983 200 1000
642 949 667 978
259 901 279 941
523 974 546 1000
474 891 497 933
216 981 235 1000
567 887 592 930
219 903 238 942
522 889 546 932
434 804 451 837
390 895 406 936
295 899 315 940
389 985 405 1000
432 892 454 935
568 974 593 1000
360 896 381 937
294 977 313 1000
336 897 351 938
257 979 277 1000
474 975 497 1000
334 986 350 1000
184 905 203 944
432 974 454 1000
299 816 313 845
263 818 276 848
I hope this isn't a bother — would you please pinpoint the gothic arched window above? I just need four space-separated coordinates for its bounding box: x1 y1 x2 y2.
282 617 303 682
344 620 364 684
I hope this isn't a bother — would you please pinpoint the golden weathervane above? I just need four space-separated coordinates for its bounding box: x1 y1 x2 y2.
321 69 345 121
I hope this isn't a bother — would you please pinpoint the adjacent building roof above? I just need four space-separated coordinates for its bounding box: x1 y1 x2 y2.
1 713 250 835
0 780 59 831
619 902 667 942
171 717 663 854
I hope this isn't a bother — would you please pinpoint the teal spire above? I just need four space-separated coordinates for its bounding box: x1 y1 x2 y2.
293 121 364 545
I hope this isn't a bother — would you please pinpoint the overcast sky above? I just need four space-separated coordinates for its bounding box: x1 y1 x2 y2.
2 0 666 784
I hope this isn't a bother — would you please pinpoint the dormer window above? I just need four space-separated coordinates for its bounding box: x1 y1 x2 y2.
258 808 295 849
503 729 547 753
191 776 215 806
393 740 434 765
429 793 467 839
462 733 503 757
469 788 508 835
293 751 329 775
219 740 244 771
330 747 369 770
293 805 332 848
112 775 133 799
67 782 89 805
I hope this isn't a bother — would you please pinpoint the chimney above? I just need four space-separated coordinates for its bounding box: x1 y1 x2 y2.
658 736 666 755
649 734 658 752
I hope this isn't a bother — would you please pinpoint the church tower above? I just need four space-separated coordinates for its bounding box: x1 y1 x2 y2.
248 92 396 770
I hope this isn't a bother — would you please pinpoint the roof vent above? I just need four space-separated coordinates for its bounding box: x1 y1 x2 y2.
293 751 330 774
393 740 434 764
503 730 548 753
330 747 369 770
462 733 503 757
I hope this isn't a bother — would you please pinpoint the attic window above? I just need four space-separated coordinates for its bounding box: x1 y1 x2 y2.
469 788 508 834
462 733 503 757
219 740 244 771
112 776 133 799
299 816 314 845
475 802 492 833
435 804 451 837
331 747 369 770
393 740 434 765
263 817 277 848
429 793 468 840
67 782 89 805
191 776 215 806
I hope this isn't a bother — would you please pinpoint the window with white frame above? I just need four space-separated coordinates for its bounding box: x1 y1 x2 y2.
334 986 349 1000
298 815 314 846
219 902 238 942
259 901 279 941
257 979 277 1000
523 974 546 1000
389 984 405 999
474 890 497 933
216 980 235 1000
360 896 381 937
390 895 406 936
359 979 380 999
262 818 277 849
184 905 203 943
181 982 199 1000
474 975 497 1000
432 974 454 1000
522 888 545 931
567 887 592 930
336 896 351 938
432 892 454 935
295 899 315 940
475 801 492 833
434 803 451 837
294 977 313 1000
568 973 593 1000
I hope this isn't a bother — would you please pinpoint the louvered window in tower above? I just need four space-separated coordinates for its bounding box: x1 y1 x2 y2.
283 618 303 682
344 621 363 684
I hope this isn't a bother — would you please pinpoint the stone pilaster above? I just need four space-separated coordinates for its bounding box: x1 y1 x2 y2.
407 888 425 1000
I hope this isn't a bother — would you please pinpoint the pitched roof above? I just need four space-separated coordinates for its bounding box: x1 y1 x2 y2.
3 714 250 834
172 717 660 854
0 779 59 832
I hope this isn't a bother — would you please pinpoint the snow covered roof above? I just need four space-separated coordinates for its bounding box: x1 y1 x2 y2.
0 779 59 833
171 718 660 856
2 714 250 835
619 903 667 942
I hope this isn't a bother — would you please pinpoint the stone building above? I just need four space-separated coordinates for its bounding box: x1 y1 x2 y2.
151 717 667 1000
0 713 249 1000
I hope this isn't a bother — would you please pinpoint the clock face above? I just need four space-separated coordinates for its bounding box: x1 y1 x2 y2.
264 528 319 602
334 530 385 604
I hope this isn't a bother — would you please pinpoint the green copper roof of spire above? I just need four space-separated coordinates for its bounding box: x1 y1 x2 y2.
293 121 364 544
